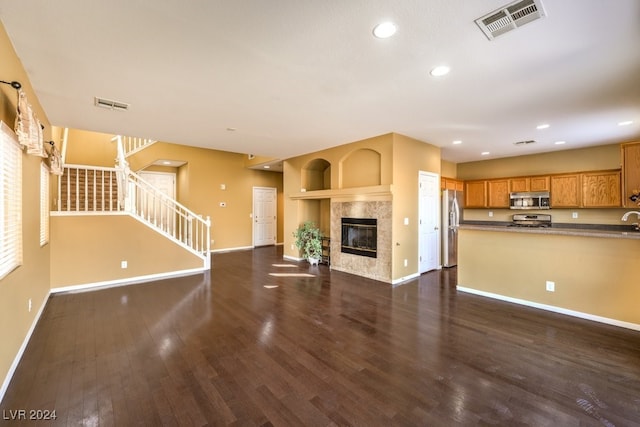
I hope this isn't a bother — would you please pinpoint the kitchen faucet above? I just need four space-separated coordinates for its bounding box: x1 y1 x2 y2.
621 211 640 230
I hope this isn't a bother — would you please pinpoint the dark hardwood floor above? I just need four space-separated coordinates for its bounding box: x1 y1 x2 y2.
2 246 640 426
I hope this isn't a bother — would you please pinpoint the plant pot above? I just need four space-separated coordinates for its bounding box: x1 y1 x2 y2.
308 257 320 266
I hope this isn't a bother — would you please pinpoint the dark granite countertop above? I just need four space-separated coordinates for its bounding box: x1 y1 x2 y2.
459 221 640 240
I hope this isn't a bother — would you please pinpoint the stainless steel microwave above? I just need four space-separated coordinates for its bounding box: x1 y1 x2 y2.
509 191 550 209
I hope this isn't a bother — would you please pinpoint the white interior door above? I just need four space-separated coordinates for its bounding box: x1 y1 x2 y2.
138 171 176 233
253 187 277 246
419 171 440 273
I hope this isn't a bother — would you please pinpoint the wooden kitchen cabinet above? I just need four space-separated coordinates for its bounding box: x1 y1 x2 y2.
487 179 510 208
530 176 550 191
582 170 621 207
465 180 487 208
441 177 464 191
509 176 550 192
509 177 529 192
621 142 640 208
550 174 581 207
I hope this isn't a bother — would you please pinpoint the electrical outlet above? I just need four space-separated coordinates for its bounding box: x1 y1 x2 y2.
488 211 494 217
546 281 555 292
404 259 408 267
28 298 32 312
572 212 579 219
121 261 128 269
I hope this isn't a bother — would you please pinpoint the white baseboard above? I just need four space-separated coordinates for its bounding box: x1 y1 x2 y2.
391 272 420 286
210 245 254 254
0 291 50 404
51 267 207 294
457 286 640 332
283 254 304 262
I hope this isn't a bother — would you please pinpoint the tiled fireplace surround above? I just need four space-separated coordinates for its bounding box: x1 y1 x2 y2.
330 200 392 283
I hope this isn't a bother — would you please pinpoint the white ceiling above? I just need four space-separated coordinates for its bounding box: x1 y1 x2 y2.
1 0 639 164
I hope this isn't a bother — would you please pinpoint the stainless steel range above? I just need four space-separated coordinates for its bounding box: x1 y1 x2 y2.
510 213 552 228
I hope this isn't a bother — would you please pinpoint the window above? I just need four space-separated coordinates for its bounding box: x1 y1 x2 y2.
40 162 49 246
0 121 23 280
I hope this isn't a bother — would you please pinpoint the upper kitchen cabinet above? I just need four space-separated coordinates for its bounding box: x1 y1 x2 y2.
550 174 581 207
530 176 550 192
509 176 550 192
621 142 640 208
487 179 510 208
582 170 621 208
465 180 487 208
441 177 464 191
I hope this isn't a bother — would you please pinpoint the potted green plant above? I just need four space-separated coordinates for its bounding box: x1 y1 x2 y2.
293 221 324 265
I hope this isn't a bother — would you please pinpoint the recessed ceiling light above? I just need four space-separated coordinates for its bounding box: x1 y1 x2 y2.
554 141 566 145
481 151 490 156
226 127 237 131
263 165 270 169
373 22 397 39
162 161 172 165
430 65 450 77
618 120 633 126
452 140 462 145
536 124 550 130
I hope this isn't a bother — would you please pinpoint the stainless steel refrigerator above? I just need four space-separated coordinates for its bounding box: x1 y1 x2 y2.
442 189 462 267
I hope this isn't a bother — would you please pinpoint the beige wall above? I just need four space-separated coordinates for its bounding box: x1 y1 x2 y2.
59 133 284 250
441 159 457 178
391 134 441 280
459 229 640 325
128 142 284 249
457 144 621 180
283 133 442 282
283 133 394 261
464 207 630 225
50 216 203 287
0 23 52 393
64 128 117 167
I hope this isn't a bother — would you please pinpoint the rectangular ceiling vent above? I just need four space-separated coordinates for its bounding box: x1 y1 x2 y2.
514 139 536 146
475 0 546 40
94 97 129 111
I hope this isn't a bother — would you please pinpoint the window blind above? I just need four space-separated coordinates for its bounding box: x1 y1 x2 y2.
40 162 49 246
0 121 23 280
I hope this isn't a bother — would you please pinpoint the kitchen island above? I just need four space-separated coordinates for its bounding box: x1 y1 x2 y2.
457 223 640 330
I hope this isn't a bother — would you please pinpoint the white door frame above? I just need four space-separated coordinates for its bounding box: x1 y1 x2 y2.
252 186 277 247
418 171 441 273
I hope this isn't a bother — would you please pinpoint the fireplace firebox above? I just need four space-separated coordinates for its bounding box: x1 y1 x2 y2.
341 218 377 258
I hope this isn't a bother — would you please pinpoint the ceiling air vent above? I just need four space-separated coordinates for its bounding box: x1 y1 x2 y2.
94 97 130 111
514 139 536 146
475 0 546 40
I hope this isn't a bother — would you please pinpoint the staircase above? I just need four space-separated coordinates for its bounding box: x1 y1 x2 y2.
121 136 157 157
54 134 210 268
58 165 120 212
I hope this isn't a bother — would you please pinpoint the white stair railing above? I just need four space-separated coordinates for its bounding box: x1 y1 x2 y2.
114 135 211 266
57 165 122 213
55 163 210 266
54 135 211 268
124 170 211 264
121 136 157 157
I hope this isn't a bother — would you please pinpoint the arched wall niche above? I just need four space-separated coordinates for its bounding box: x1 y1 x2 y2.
340 148 381 188
301 158 331 191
